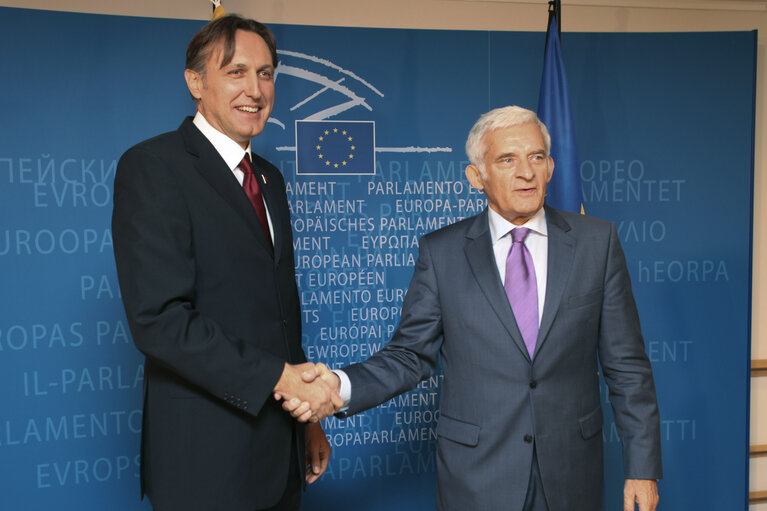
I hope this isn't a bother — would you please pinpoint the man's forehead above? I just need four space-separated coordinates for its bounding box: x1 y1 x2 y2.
207 30 269 67
485 124 544 149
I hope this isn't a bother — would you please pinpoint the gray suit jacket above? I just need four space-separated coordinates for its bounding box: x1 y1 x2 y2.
343 206 662 511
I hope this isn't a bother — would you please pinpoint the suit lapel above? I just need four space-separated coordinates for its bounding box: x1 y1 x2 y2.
179 118 275 255
536 206 575 355
464 210 531 361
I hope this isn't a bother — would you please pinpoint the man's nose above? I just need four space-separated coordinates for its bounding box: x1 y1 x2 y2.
246 75 262 99
517 159 534 179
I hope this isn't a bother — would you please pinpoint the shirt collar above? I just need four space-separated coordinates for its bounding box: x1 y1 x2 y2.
193 111 251 171
488 206 548 243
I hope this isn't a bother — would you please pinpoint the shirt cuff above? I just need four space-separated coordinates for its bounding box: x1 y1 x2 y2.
332 369 352 411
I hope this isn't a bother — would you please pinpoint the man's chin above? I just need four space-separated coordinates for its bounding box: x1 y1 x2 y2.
243 124 267 139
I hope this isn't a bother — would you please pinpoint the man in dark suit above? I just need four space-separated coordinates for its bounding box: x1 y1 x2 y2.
286 106 662 511
112 15 339 511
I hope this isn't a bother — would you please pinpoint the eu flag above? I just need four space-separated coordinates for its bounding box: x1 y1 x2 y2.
537 14 582 213
296 120 375 175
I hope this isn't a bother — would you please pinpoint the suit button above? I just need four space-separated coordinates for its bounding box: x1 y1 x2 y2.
524 434 533 444
283 320 288 326
529 380 537 389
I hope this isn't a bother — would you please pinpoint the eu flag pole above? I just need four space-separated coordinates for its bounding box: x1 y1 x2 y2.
537 1 583 213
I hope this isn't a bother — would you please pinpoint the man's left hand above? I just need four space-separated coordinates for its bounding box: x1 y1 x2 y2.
305 422 331 484
624 479 658 511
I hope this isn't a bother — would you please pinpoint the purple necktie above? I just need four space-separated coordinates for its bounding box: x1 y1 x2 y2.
239 153 272 248
504 227 539 358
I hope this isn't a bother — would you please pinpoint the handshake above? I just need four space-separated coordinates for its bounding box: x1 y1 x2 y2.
273 362 342 422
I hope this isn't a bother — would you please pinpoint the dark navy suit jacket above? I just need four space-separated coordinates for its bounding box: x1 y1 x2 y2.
113 117 305 510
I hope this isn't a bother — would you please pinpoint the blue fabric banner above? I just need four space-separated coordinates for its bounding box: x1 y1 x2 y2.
0 7 755 511
537 13 582 213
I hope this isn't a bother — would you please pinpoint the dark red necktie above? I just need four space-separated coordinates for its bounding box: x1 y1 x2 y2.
239 153 272 247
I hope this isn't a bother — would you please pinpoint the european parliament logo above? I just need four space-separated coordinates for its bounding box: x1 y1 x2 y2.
296 120 375 176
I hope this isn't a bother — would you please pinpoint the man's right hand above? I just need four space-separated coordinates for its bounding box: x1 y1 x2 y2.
273 362 341 422
274 363 341 422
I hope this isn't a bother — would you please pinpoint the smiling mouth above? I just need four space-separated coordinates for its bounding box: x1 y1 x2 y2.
236 106 260 113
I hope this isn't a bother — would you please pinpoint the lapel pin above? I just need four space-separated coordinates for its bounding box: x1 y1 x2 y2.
261 174 268 184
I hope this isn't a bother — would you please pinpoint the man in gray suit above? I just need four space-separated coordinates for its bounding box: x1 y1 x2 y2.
285 106 662 511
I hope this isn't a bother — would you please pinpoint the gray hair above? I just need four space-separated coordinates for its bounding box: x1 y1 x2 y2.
465 106 551 173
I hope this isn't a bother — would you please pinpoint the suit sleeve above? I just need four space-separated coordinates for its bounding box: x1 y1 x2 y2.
112 146 286 417
342 235 443 415
597 223 663 480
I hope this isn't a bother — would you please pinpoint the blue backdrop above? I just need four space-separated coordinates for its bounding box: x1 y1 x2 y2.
0 7 755 510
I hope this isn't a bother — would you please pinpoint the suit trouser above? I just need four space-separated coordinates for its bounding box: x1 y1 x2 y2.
260 438 301 511
523 447 549 511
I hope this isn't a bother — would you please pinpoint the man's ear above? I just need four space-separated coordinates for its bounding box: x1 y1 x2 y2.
465 164 485 191
184 69 203 101
546 156 555 183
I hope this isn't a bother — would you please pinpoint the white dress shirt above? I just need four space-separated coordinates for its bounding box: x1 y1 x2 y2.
335 206 550 407
487 206 548 326
192 112 273 240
